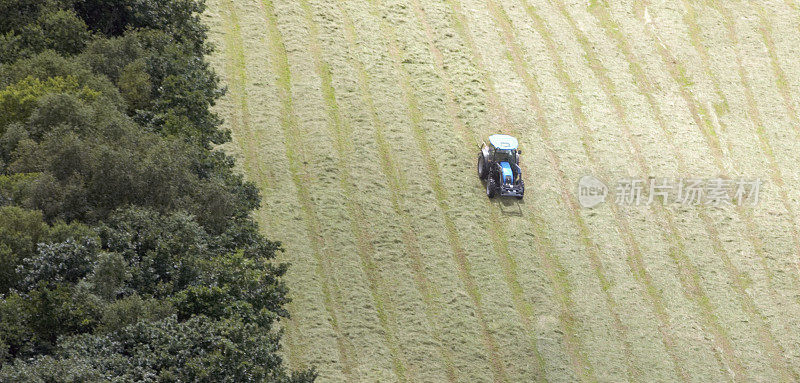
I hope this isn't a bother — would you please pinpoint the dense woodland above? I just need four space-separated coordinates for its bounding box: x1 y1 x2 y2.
0 0 315 381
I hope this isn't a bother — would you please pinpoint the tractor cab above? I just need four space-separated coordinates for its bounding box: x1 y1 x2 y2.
481 135 520 162
477 134 524 199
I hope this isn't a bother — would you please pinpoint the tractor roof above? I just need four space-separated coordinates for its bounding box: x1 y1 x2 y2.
489 134 518 150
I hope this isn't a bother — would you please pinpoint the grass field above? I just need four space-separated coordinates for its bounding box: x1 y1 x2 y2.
203 0 800 381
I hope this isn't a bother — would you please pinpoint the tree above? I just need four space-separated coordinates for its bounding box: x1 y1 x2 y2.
0 0 312 379
0 206 46 291
1 316 316 382
0 75 98 131
75 0 210 55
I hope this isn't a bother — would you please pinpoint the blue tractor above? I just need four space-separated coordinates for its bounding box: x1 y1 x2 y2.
477 134 524 199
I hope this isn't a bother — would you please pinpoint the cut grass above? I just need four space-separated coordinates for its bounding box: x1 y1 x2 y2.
404 0 552 381
552 1 794 381
204 0 800 380
260 0 360 379
363 1 510 381
332 2 460 382
297 1 414 381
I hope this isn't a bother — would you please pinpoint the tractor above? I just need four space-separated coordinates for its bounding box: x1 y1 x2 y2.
477 134 524 199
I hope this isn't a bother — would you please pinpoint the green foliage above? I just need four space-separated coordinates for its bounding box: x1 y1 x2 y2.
174 285 231 320
0 0 45 34
1 125 30 168
0 207 297 375
0 354 103 382
0 283 102 359
95 293 173 334
2 316 316 382
0 50 120 97
0 0 311 380
75 0 209 55
0 4 90 63
0 205 94 292
16 238 99 292
0 173 39 205
0 206 46 291
86 251 130 301
0 32 23 65
98 208 208 297
80 29 228 147
0 292 34 361
1 91 253 226
0 75 98 130
22 9 90 56
117 58 151 112
23 282 102 353
198 248 290 327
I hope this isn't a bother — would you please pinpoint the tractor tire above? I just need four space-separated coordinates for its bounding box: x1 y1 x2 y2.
477 154 488 180
486 176 496 198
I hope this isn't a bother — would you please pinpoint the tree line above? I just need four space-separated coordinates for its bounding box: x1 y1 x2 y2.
0 0 315 381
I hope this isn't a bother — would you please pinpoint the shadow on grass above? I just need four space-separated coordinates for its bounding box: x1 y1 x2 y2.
493 197 523 217
476 181 524 217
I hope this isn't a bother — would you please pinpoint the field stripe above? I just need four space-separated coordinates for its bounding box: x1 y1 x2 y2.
512 2 694 381
677 2 731 131
701 4 800 378
417 1 598 381
676 0 800 317
470 0 661 379
502 0 692 380
442 0 679 381
412 0 604 379
577 0 799 380
596 1 800 380
362 1 512 381
700 214 799 382
671 0 800 300
758 0 800 299
440 0 511 130
555 0 787 379
668 1 800 379
608 3 797 328
632 0 800 291
432 0 606 381
331 2 461 382
784 0 800 34
217 0 311 369
432 1 620 381
404 0 555 381
588 2 761 381
706 0 800 289
207 0 800 381
296 1 422 381
554 1 798 382
258 0 360 379
754 4 800 139
683 0 800 285
478 0 663 380
219 0 269 195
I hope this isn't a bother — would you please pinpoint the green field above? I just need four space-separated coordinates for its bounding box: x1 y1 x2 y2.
203 0 800 381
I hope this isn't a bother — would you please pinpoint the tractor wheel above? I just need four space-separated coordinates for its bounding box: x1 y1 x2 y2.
486 176 496 198
477 154 488 180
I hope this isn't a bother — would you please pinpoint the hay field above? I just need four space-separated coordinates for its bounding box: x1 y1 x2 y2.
203 0 800 381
